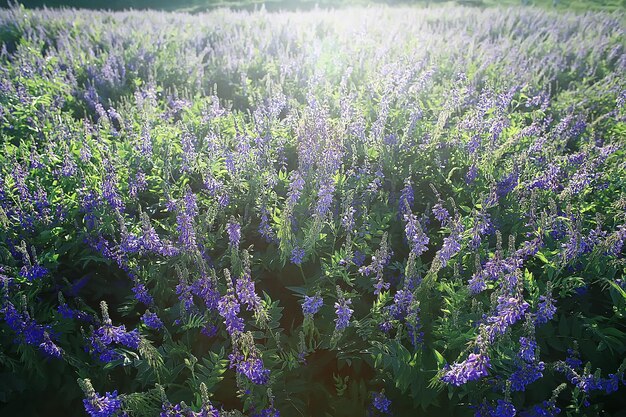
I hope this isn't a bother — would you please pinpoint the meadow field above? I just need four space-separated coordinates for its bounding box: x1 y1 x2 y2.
0 3 625 417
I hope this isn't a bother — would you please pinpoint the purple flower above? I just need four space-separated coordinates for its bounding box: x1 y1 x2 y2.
518 337 537 363
286 171 305 207
315 180 335 217
235 357 270 385
39 333 63 359
19 264 48 281
520 401 561 417
217 282 244 335
83 390 124 417
404 213 429 256
398 178 414 217
493 399 516 417
432 202 450 225
334 297 353 331
226 221 241 247
302 295 323 316
258 208 276 243
496 171 518 199
483 296 529 342
236 274 262 313
102 161 124 212
441 353 491 386
290 246 305 265
439 232 462 268
534 295 556 326
176 212 196 250
466 164 478 184
510 361 545 392
1 301 62 359
372 391 391 414
132 282 154 306
141 311 163 330
88 303 140 362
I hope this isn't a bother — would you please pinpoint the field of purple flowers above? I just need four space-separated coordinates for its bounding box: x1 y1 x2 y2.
0 4 625 417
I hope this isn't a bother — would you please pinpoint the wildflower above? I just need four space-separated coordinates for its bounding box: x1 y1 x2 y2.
141 311 163 330
290 246 305 265
80 379 125 417
404 212 429 256
236 273 262 313
510 361 545 392
217 271 244 335
398 177 414 217
302 295 323 316
433 202 450 226
493 399 516 417
441 352 491 386
518 337 537 363
534 295 556 326
334 295 353 331
372 391 391 414
226 220 241 247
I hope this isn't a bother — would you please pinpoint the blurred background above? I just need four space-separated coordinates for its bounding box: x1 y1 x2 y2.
1 0 624 12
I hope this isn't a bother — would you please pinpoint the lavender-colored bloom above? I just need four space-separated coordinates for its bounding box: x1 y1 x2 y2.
302 295 323 316
484 296 529 341
493 400 516 417
352 251 366 267
226 221 241 247
520 401 561 417
88 310 140 362
388 290 414 320
466 164 478 184
404 213 429 256
496 171 518 199
334 297 353 331
132 282 154 306
315 179 335 218
235 357 270 385
286 171 305 207
217 291 244 335
441 353 491 386
432 203 450 225
190 275 220 310
141 311 163 330
290 246 305 265
534 295 556 326
564 349 582 370
236 274 262 312
177 212 196 250
372 391 391 413
102 165 124 212
19 264 48 281
258 208 276 243
39 334 63 359
398 178 414 217
83 390 124 417
253 406 280 417
406 301 424 348
438 227 463 268
468 273 487 294
176 188 198 249
1 301 61 358
510 361 545 392
180 132 197 173
518 337 537 363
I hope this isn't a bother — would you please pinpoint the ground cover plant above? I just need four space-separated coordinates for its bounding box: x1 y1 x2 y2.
0 3 625 416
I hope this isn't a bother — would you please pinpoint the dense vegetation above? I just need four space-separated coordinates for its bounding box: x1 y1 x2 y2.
0 4 625 417
7 0 626 12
